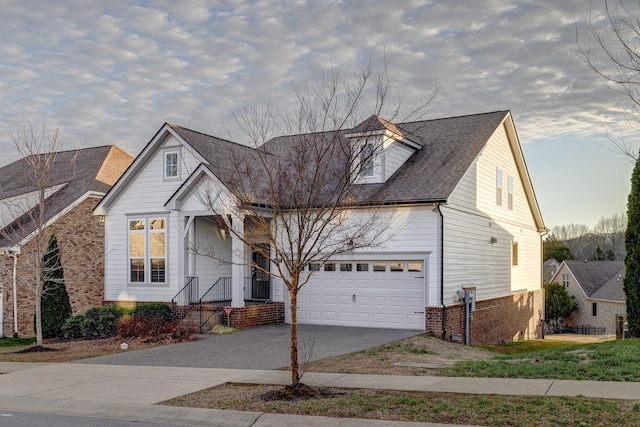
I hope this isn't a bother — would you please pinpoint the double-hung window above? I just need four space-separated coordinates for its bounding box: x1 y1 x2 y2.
360 143 374 177
129 218 166 284
164 150 179 179
562 273 569 288
496 168 503 206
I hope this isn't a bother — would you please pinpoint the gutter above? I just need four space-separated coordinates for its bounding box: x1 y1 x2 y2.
436 203 446 340
5 249 19 337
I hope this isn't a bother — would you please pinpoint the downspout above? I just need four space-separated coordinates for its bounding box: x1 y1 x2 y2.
436 203 446 341
6 250 18 337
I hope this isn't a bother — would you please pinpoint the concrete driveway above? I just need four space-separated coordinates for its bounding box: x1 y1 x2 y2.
75 324 422 369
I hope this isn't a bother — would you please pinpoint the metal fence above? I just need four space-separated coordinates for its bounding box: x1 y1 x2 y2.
562 325 606 335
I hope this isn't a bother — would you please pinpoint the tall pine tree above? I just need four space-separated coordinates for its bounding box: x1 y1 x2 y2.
37 233 72 338
625 152 640 337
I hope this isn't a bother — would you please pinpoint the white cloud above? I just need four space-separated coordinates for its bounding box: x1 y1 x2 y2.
0 0 637 227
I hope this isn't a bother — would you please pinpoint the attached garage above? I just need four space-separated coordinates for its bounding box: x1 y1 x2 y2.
296 258 427 330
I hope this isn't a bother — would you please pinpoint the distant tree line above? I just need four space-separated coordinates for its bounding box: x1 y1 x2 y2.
544 213 626 262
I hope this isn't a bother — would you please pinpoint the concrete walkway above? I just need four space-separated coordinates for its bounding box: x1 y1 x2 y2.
0 362 639 427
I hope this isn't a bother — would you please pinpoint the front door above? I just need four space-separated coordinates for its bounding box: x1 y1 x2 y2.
251 245 270 300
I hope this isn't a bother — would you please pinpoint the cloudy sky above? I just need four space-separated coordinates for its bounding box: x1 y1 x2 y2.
0 0 637 230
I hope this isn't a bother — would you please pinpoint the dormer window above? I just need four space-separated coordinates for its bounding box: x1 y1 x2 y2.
164 150 179 179
347 115 422 184
360 143 374 177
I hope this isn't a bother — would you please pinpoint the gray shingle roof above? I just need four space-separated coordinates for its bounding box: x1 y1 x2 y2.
161 111 514 209
259 111 509 204
563 260 626 301
0 145 132 247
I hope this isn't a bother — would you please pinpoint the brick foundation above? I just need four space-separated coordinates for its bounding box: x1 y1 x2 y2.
426 289 544 345
228 302 285 329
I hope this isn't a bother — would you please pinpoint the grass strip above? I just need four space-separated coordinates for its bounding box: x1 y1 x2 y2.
164 383 640 427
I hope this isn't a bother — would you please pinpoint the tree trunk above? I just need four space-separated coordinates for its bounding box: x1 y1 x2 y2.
289 288 299 384
35 271 43 345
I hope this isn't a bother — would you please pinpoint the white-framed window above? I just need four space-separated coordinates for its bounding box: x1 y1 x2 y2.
128 217 167 284
164 150 179 179
360 143 374 177
508 175 514 210
496 168 503 206
562 274 569 288
592 302 597 317
512 241 518 266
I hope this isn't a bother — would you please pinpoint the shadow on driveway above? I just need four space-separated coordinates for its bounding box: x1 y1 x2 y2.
75 324 423 370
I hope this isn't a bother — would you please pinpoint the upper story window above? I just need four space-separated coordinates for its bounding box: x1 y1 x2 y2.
360 143 374 177
562 273 569 287
496 168 503 206
164 150 179 179
512 241 518 266
508 175 514 210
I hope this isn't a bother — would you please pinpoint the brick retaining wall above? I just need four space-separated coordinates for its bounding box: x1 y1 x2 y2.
425 289 544 345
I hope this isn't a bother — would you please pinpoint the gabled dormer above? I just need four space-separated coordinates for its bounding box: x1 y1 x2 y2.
347 115 422 184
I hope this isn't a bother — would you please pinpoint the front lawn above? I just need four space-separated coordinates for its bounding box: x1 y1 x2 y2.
164 383 640 427
445 339 640 381
0 337 36 348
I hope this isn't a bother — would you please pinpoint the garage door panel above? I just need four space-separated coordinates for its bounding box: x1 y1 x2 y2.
297 259 426 330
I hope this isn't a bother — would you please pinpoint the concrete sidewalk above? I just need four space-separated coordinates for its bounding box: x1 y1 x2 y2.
0 362 638 426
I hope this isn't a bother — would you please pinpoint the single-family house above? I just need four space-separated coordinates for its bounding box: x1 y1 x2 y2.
549 260 626 334
94 111 546 345
543 258 560 284
0 146 133 337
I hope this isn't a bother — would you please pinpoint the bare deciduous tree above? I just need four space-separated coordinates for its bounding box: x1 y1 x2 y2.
550 214 627 261
594 213 627 259
578 0 640 160
0 120 76 345
199 62 439 386
553 223 592 260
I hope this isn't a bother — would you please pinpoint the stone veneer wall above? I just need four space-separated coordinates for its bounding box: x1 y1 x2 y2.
0 197 105 337
425 289 544 345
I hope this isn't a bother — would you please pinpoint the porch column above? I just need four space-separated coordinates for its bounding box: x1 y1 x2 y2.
231 213 245 307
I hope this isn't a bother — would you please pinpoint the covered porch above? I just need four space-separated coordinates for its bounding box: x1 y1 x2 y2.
171 215 278 329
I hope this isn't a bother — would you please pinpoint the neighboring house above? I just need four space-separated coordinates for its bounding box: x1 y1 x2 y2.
549 260 626 334
543 258 560 284
0 146 133 337
94 111 546 345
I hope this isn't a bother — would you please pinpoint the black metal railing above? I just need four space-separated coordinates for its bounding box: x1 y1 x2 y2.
244 277 271 302
198 277 232 332
562 325 607 335
200 277 232 305
171 276 199 321
172 276 272 332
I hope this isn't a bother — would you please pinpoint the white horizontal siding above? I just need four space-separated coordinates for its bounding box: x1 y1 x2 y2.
384 138 414 180
449 124 535 228
443 122 542 304
271 205 439 307
193 217 232 290
104 135 202 303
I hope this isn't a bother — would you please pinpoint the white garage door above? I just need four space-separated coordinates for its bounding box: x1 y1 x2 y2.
296 260 426 330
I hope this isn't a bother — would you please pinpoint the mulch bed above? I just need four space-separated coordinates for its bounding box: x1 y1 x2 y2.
261 383 344 401
15 345 59 354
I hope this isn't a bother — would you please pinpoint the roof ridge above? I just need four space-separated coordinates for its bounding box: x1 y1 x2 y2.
397 110 510 127
168 123 261 151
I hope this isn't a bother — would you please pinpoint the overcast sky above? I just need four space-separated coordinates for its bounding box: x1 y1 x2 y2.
0 0 637 230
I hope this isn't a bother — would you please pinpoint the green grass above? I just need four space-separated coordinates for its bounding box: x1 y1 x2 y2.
481 339 578 354
445 338 640 381
166 384 640 427
0 337 36 348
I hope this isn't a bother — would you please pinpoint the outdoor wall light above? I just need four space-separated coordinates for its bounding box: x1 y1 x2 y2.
490 237 498 244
